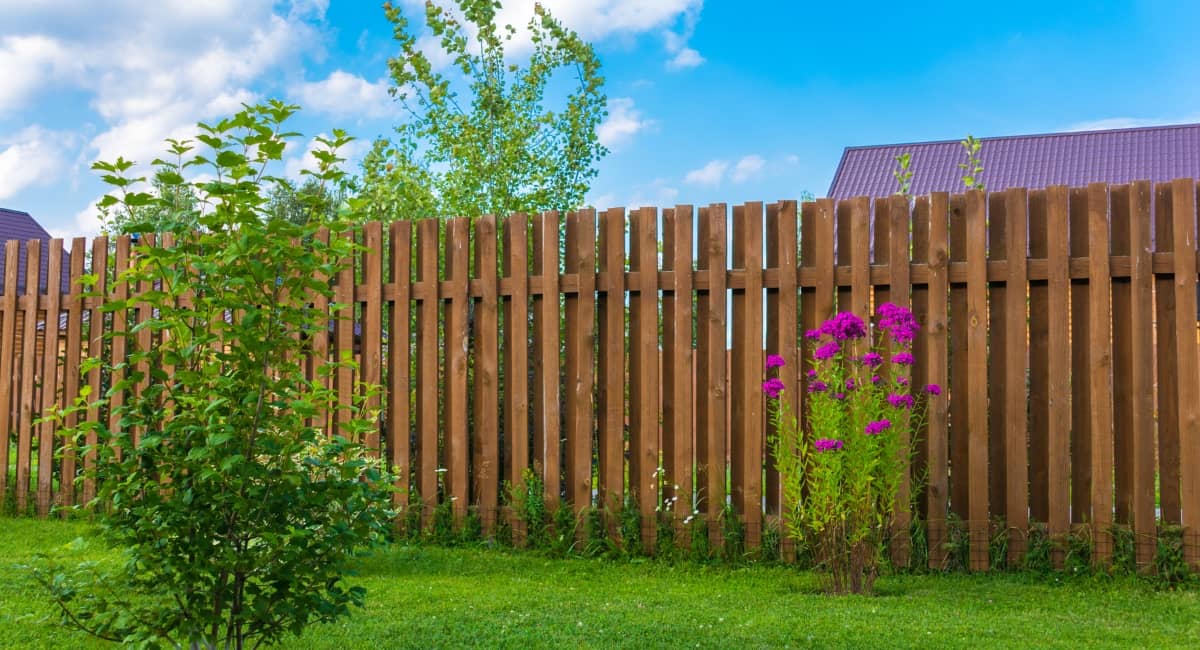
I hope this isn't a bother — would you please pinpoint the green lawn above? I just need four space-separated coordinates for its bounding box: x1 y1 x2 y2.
2 518 1198 649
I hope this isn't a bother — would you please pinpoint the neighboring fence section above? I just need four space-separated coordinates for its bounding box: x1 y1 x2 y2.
3 180 1200 572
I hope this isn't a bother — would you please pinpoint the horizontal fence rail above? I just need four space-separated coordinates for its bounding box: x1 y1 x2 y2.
3 179 1200 571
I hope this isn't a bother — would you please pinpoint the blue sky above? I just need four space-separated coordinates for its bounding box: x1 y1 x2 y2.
2 0 1199 237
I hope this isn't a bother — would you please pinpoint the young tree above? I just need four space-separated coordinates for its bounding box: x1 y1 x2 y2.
357 0 608 221
37 102 393 650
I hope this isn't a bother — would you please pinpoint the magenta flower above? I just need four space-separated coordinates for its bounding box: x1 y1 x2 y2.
887 393 915 409
765 354 786 369
808 380 829 393
926 383 942 396
814 438 844 453
762 377 786 398
896 375 909 386
819 312 867 341
871 375 883 385
860 352 883 368
877 302 919 344
814 340 840 361
806 369 818 379
865 419 892 436
804 329 822 340
892 352 915 365
832 392 847 401
844 378 856 391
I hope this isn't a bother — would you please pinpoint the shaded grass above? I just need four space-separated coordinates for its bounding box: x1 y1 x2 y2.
3 518 1199 649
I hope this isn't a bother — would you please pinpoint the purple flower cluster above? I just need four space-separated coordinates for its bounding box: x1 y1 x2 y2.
896 375 909 386
892 352 915 366
814 340 841 361
887 393 915 410
762 377 785 398
860 352 883 368
766 354 786 369
819 312 867 341
807 369 818 379
926 383 942 396
865 419 892 436
808 380 828 393
814 438 844 453
877 302 919 344
832 392 847 401
844 378 856 391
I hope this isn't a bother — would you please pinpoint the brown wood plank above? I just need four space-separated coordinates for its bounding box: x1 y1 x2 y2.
107 236 130 467
886 195 913 567
1154 183 1181 526
925 193 951 568
1028 190 1050 526
1003 188 1030 564
987 194 1008 523
836 199 852 313
334 230 355 439
1069 187 1092 526
82 237 107 504
16 239 42 514
849 197 871 324
596 208 624 517
415 219 440 521
629 206 660 551
695 204 727 543
361 221 383 456
564 209 596 514
443 218 470 519
58 238 86 510
765 201 797 520
663 205 694 519
0 240 19 509
532 212 562 509
1126 182 1156 568
36 241 63 516
965 190 990 571
948 194 969 523
1087 183 1116 565
1046 186 1073 568
309 228 330 434
473 215 501 530
909 198 930 517
1111 185 1135 529
731 201 765 548
1170 178 1200 568
814 200 836 325
132 234 153 449
388 221 412 513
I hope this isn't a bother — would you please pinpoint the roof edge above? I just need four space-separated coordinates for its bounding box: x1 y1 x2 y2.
841 121 1200 153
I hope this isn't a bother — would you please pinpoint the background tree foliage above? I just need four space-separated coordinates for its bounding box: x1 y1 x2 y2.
357 0 608 221
37 102 393 650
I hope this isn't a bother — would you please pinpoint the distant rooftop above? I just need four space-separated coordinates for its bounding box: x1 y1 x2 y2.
828 122 1200 200
0 207 71 294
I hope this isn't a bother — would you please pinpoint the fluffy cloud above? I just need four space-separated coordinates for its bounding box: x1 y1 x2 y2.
684 160 728 186
730 154 765 183
0 126 73 201
597 97 654 150
663 6 704 70
291 71 396 120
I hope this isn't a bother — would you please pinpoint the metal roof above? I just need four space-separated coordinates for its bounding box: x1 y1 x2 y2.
0 207 71 295
828 123 1200 200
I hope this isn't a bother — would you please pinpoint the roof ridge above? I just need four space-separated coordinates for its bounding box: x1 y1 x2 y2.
842 122 1200 153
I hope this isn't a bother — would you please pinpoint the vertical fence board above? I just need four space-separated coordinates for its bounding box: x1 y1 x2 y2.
764 201 796 519
16 239 43 513
59 238 85 510
532 212 562 509
1069 188 1092 526
415 219 440 520
663 205 694 518
629 206 660 550
36 242 63 516
925 194 950 568
887 195 913 567
596 209 624 517
1119 182 1156 567
473 215 500 530
361 222 383 456
502 215 530 534
333 231 355 439
309 229 330 434
1028 190 1050 526
132 235 153 449
987 194 1008 523
444 218 470 519
0 240 17 508
965 190 990 571
948 195 969 524
909 197 930 520
1154 184 1181 526
731 202 765 547
696 204 727 543
1046 186 1073 568
388 221 412 512
1087 183 1115 564
82 237 107 504
849 197 871 324
1004 188 1030 563
1170 178 1200 567
564 210 596 514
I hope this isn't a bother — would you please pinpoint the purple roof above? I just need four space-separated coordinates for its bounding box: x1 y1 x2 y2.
828 123 1200 200
0 207 72 295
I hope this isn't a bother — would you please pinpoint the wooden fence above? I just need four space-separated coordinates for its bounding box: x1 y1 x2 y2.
3 179 1200 572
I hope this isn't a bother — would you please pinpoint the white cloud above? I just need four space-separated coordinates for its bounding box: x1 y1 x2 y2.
730 154 765 183
663 6 705 70
627 178 679 208
0 126 73 201
291 71 396 119
597 97 654 150
1064 115 1200 132
0 35 76 114
685 160 728 186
